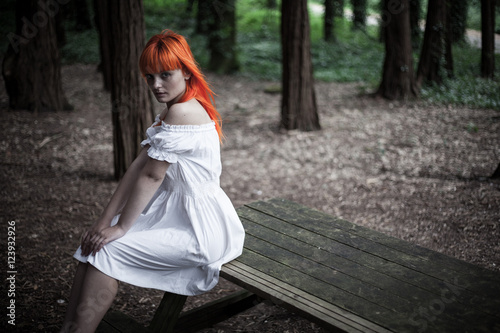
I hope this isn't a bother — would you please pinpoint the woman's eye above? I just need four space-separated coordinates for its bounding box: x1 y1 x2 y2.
161 72 171 78
145 74 153 80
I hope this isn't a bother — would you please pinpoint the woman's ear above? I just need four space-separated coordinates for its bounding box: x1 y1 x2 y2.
182 68 191 81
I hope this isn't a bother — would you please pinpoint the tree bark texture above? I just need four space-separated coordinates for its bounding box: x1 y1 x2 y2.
376 0 418 100
281 0 320 131
481 0 495 78
107 0 155 180
2 0 70 112
416 0 448 87
324 0 335 41
207 0 239 73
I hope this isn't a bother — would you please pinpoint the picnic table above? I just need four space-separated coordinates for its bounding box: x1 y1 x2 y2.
98 198 500 332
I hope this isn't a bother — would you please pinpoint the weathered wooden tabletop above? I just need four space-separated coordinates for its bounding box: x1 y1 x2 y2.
221 198 500 333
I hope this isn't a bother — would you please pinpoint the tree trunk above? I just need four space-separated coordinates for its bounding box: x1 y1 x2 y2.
196 0 212 35
449 0 468 43
207 0 239 73
2 0 70 112
351 0 367 30
324 0 335 41
376 0 418 100
444 0 454 77
334 0 344 17
94 0 113 91
416 0 448 87
409 0 422 50
107 0 155 180
281 0 320 131
481 0 495 78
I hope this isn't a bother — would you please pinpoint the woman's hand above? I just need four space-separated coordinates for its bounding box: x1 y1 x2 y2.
81 225 127 256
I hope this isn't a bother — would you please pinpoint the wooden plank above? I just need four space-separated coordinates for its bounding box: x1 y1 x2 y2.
235 201 500 332
173 290 258 333
240 212 500 319
238 203 500 318
221 261 392 333
237 234 498 333
97 310 150 333
251 198 500 294
233 248 428 332
242 216 439 301
242 232 412 313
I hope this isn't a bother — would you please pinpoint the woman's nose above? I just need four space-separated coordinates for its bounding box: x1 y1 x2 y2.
152 77 161 88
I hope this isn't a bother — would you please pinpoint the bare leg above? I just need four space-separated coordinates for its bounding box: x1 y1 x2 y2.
74 264 118 332
61 263 118 333
61 262 88 332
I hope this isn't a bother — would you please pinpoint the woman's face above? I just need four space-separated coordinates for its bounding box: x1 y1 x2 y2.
145 69 190 107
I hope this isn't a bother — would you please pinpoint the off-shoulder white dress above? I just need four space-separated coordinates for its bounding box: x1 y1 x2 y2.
74 116 245 296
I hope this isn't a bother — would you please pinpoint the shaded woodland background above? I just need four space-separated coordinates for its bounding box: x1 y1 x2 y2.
1 0 499 332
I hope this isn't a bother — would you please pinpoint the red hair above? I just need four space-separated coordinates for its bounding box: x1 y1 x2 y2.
139 30 223 140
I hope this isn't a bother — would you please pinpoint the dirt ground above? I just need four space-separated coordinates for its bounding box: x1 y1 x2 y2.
1 64 499 332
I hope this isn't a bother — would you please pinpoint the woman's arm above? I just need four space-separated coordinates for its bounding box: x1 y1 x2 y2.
84 148 150 232
101 148 152 221
82 155 169 256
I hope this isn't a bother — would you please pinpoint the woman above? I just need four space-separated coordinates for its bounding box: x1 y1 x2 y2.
61 30 245 333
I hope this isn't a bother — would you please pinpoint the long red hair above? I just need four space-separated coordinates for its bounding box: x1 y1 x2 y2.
139 30 223 140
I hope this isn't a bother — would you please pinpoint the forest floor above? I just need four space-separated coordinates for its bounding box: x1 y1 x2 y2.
1 64 499 332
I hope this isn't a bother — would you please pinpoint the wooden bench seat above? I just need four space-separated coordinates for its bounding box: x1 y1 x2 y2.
98 198 500 332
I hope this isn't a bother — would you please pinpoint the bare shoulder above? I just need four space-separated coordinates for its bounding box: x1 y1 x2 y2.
164 99 211 126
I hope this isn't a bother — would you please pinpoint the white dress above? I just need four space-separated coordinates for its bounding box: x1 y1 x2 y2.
74 116 245 296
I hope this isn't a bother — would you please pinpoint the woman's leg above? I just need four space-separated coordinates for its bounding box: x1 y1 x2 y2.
61 263 118 333
73 264 118 332
61 262 88 332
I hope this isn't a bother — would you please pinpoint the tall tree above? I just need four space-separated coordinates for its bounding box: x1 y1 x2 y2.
449 0 468 43
481 0 495 78
102 0 155 179
324 0 335 41
196 0 212 35
93 0 112 91
281 0 320 130
351 0 367 30
409 0 422 49
376 0 418 99
2 0 70 112
207 0 239 73
416 0 449 87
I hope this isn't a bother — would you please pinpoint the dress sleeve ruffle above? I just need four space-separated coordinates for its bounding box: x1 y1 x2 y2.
140 119 215 164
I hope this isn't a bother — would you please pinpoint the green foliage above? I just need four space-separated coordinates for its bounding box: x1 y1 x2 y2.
1 0 497 110
420 44 500 110
60 28 100 65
